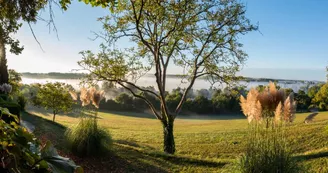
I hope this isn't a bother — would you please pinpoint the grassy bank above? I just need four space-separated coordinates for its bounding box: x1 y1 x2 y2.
22 108 328 172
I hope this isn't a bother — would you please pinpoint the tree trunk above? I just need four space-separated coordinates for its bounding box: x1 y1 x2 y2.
53 111 56 122
162 120 175 154
0 35 8 85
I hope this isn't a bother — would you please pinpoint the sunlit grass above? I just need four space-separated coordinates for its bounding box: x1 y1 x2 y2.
23 107 328 172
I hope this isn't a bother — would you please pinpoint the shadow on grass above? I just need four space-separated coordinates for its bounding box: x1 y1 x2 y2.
26 106 99 119
115 140 156 150
294 151 328 161
21 112 228 172
99 109 157 119
21 112 168 172
116 142 229 169
99 109 245 121
149 151 228 168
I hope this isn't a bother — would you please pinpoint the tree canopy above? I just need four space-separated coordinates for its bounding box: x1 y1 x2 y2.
313 83 328 111
33 82 74 121
78 0 257 154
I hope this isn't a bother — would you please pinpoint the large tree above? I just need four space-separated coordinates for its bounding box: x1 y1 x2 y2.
0 0 49 84
0 0 117 85
78 0 257 154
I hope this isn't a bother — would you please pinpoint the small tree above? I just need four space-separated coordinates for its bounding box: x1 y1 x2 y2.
34 82 74 122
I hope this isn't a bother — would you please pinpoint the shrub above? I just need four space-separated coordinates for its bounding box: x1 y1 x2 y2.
17 93 28 111
65 117 112 157
234 125 304 173
0 108 82 173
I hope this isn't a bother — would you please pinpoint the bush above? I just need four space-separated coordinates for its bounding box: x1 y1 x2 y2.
65 117 112 157
0 108 82 173
233 125 304 173
17 93 28 111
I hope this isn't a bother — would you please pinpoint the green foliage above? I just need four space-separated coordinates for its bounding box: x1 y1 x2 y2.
41 141 84 173
59 0 117 11
233 125 304 173
8 69 22 95
0 1 36 54
33 82 74 121
0 108 82 172
65 117 112 157
0 93 8 101
0 100 21 122
166 90 182 112
78 0 257 114
17 93 28 111
78 0 256 154
284 88 294 97
294 90 311 112
0 0 51 84
192 95 212 114
308 84 323 99
115 93 135 110
312 83 328 111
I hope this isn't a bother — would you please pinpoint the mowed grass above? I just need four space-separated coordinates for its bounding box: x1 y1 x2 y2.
22 107 328 172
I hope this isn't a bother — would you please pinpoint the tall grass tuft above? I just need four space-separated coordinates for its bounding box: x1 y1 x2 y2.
234 82 304 172
65 117 112 157
234 124 304 173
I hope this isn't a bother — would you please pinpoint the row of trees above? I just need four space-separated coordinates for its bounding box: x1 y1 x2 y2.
98 83 328 114
19 79 327 123
100 86 245 115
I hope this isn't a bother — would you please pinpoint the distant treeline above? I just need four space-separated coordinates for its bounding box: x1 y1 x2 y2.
97 84 328 115
21 81 328 116
20 72 323 84
21 72 86 79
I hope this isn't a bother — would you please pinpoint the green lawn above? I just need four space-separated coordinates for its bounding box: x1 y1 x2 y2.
22 107 328 172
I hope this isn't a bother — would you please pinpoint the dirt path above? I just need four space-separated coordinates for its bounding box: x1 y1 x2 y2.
21 120 35 133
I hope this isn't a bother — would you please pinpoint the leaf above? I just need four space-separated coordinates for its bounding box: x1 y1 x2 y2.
39 160 49 169
41 141 59 158
23 152 35 166
41 141 83 173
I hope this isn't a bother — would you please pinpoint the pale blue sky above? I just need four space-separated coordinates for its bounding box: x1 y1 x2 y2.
7 0 328 81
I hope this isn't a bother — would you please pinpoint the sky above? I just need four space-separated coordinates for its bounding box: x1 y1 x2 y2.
6 0 328 81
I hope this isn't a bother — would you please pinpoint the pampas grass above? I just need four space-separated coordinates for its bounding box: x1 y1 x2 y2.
66 87 110 157
235 82 303 172
233 124 305 173
240 82 297 125
65 117 112 157
90 89 105 109
69 90 78 101
79 87 105 109
80 87 91 106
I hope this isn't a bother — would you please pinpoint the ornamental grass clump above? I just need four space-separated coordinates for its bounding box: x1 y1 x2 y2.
66 87 112 157
234 125 304 173
240 82 296 127
234 82 304 173
65 117 112 157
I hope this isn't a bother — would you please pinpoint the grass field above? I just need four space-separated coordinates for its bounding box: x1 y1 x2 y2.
22 107 328 172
